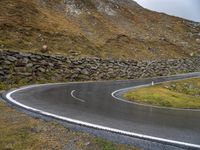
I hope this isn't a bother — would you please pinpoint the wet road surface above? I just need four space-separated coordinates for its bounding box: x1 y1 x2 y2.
3 72 200 150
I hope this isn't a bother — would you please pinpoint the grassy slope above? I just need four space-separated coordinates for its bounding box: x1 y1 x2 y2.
0 0 100 57
0 0 200 60
0 101 138 150
124 78 200 109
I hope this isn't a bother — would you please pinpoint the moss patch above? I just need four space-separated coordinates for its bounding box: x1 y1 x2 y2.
124 78 200 109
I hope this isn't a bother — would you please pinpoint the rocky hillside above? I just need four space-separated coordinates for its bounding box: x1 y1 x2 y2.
0 0 200 60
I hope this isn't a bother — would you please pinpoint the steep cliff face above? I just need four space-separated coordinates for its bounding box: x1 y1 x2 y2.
0 0 200 60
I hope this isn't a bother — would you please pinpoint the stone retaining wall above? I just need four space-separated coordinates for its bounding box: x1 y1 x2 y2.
1 50 200 84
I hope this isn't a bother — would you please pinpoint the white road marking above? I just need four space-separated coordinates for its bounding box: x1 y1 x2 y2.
71 90 85 103
4 84 200 149
112 79 200 112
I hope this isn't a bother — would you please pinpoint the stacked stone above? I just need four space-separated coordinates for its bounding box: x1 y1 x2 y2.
1 50 200 84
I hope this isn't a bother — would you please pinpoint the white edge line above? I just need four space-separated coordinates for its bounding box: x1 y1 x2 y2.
71 90 85 103
111 79 200 112
5 85 200 149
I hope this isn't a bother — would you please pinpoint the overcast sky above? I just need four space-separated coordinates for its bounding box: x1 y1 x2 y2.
134 0 200 22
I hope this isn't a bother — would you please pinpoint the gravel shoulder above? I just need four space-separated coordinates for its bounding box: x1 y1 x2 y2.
0 99 138 150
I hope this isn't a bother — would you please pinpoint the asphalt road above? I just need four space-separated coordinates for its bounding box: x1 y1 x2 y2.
2 72 200 150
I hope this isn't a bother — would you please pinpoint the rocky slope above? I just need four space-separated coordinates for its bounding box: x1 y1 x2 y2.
0 0 200 60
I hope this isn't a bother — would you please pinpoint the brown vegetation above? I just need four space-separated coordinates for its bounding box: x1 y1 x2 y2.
0 0 200 60
0 100 138 150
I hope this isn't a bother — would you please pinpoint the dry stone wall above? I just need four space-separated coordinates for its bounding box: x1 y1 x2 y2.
1 50 200 84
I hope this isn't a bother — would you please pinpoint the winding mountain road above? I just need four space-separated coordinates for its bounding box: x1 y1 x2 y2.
2 72 200 150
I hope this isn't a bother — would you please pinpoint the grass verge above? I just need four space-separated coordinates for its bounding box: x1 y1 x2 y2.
0 82 138 150
124 78 200 109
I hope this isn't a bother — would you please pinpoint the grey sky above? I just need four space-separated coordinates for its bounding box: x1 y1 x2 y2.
134 0 200 22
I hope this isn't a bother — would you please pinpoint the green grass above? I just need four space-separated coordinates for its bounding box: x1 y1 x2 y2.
124 78 200 109
0 80 55 91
